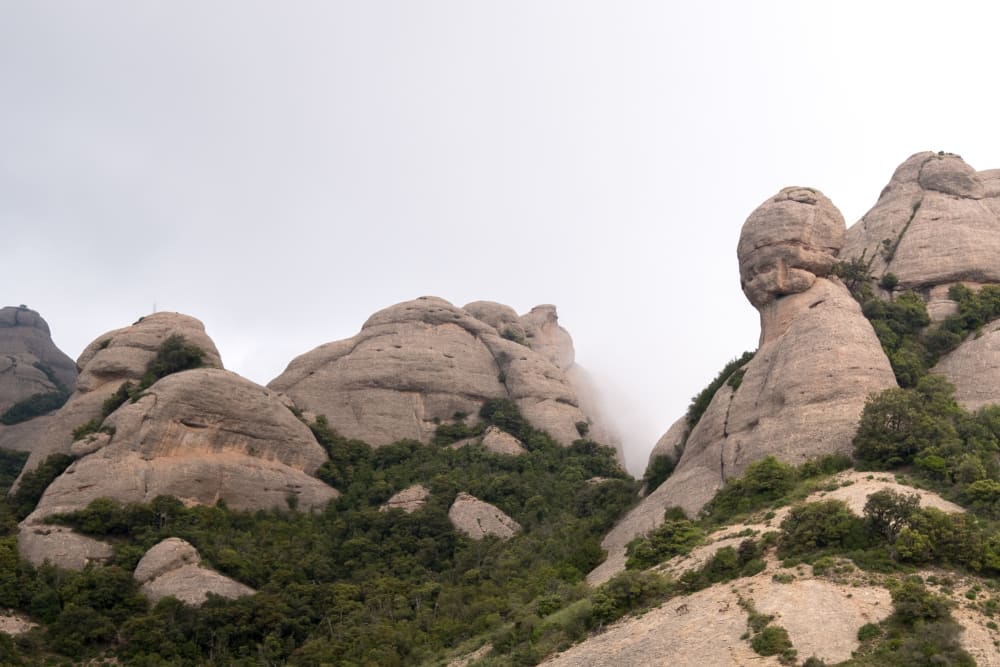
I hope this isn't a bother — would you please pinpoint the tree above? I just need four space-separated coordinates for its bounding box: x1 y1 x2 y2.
863 489 919 544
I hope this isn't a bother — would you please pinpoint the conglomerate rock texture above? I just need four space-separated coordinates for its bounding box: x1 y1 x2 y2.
842 151 1000 320
591 188 898 585
11 312 224 484
269 296 622 459
0 307 78 454
134 538 255 606
447 492 521 540
0 306 76 414
16 319 337 569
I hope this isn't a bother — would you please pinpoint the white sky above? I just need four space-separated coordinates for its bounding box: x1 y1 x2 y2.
3 2 999 475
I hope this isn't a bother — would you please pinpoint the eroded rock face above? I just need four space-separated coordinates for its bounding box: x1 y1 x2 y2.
12 312 224 482
738 188 845 308
842 152 1000 316
135 538 254 606
270 297 621 458
0 306 76 414
19 368 338 568
662 194 894 515
592 191 897 584
0 307 77 455
448 492 521 540
380 485 430 513
932 320 1000 411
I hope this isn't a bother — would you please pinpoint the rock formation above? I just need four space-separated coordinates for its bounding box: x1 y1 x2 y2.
269 296 622 459
932 320 1000 411
380 484 431 513
452 426 527 456
134 538 255 606
591 188 897 584
0 306 77 454
447 492 521 540
0 306 76 414
11 312 224 483
16 318 338 569
841 151 1000 320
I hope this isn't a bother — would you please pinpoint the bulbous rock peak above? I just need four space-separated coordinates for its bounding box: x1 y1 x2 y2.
738 187 846 308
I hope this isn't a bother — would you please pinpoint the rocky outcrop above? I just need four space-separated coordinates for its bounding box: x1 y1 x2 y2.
842 152 1000 319
269 297 622 459
452 426 527 456
19 366 339 568
0 306 76 412
380 485 430 513
592 189 897 584
134 538 254 606
932 320 1000 411
448 492 521 540
0 306 77 451
12 312 224 482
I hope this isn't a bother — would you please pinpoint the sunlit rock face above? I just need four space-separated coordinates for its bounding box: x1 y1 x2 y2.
16 318 339 570
842 152 1000 318
590 187 896 585
10 312 224 483
269 296 623 461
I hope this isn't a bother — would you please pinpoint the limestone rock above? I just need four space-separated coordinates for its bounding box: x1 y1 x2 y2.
135 538 254 606
12 312 224 483
380 485 431 513
842 152 1000 302
932 320 1000 411
270 296 621 459
448 492 521 540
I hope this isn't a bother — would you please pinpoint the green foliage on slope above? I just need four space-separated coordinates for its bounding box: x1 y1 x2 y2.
0 400 639 665
1 362 71 425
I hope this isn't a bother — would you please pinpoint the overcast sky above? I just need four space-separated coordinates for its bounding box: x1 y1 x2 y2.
3 2 999 474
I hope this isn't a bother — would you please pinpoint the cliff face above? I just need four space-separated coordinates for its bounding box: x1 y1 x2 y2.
594 154 1000 585
269 296 623 461
0 306 78 455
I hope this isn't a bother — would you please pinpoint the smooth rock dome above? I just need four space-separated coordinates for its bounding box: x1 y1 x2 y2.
738 187 845 308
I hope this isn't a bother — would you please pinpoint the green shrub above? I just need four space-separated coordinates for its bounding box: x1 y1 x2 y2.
686 351 754 428
750 624 794 658
138 334 205 390
625 517 703 570
10 453 75 519
642 453 676 493
857 622 881 641
778 500 867 556
705 456 796 521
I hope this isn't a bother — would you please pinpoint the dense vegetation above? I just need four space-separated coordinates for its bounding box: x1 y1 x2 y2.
0 400 641 665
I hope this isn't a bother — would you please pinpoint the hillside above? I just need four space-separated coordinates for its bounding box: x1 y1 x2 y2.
0 151 998 665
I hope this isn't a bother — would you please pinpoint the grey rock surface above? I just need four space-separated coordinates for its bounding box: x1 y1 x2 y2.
270 296 622 460
448 492 521 540
842 152 1000 302
380 485 431 513
933 320 1000 412
12 312 224 484
135 538 255 606
19 368 337 568
591 192 897 585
